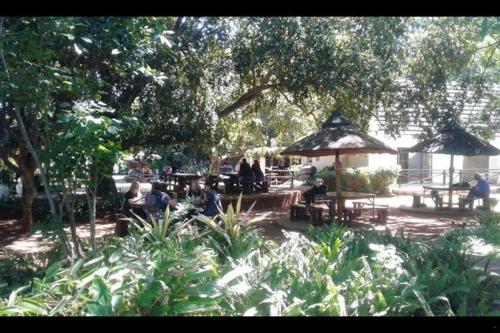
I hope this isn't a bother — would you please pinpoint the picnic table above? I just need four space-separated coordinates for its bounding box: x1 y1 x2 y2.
221 172 240 194
314 191 377 219
421 185 470 209
170 173 203 195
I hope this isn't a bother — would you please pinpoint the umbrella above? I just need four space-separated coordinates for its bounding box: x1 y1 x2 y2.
281 111 397 221
404 118 500 208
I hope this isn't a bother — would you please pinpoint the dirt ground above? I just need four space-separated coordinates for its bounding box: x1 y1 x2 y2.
0 194 481 255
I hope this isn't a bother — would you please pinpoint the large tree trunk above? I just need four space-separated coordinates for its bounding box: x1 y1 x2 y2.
14 148 38 233
20 170 36 232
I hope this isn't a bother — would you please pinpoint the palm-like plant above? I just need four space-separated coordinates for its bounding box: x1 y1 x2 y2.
132 207 188 243
193 193 261 258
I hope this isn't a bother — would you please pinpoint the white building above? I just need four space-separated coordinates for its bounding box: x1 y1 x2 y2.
300 84 500 184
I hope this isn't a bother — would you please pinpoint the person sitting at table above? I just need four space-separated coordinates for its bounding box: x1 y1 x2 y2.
239 158 255 193
189 179 203 197
303 180 328 205
161 166 173 181
145 182 177 220
122 181 145 218
252 160 265 182
202 183 222 217
251 159 266 191
220 158 234 173
467 172 490 205
125 167 141 182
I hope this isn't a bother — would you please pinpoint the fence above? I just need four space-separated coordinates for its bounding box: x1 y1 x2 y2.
398 168 500 186
266 168 295 187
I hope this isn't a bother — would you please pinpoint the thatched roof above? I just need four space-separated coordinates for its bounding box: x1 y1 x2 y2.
404 119 500 156
281 112 397 157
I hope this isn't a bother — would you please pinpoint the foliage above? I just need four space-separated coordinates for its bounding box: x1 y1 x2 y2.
306 166 399 194
368 167 400 194
2 213 500 316
342 168 372 193
193 193 263 259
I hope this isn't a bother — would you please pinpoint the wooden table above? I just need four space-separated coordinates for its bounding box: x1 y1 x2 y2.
422 185 470 209
221 172 240 194
315 191 376 219
170 173 203 196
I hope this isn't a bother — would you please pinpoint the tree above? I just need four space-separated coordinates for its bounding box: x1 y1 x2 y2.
44 102 135 252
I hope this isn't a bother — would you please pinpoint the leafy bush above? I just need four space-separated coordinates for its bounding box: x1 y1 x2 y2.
306 166 399 194
368 168 399 194
2 207 500 316
342 168 372 192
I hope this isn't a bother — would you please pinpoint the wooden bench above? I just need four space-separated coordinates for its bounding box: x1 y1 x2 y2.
412 194 433 208
368 205 389 225
114 214 133 237
352 201 368 218
290 203 324 226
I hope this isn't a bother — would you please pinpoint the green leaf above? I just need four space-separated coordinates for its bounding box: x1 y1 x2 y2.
171 299 219 315
217 266 253 287
74 43 83 55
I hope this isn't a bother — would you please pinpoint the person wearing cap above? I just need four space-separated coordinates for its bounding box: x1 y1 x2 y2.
467 173 490 201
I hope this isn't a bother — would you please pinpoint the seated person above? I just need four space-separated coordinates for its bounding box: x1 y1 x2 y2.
189 179 203 197
303 180 328 205
145 182 177 220
239 158 256 192
251 160 265 182
143 166 153 175
238 158 255 183
161 166 173 181
202 183 222 217
122 181 145 218
467 173 490 201
126 167 141 182
220 159 234 173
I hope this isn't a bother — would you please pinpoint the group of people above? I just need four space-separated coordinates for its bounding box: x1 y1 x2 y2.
122 180 222 221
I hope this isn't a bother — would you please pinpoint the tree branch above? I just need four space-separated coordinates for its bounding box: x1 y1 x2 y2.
217 84 275 118
280 92 321 128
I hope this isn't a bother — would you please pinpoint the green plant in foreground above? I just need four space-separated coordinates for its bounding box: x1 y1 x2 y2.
193 193 262 258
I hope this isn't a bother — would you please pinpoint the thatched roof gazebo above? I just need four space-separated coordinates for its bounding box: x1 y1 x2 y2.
281 111 397 221
404 118 500 208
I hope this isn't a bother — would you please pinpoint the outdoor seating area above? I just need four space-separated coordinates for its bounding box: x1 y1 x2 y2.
1 16 500 318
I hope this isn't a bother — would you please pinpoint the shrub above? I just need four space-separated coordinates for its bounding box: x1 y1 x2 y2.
342 168 372 192
368 167 399 194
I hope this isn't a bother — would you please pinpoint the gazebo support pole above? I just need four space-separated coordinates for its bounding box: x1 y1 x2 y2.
335 150 343 222
448 154 454 209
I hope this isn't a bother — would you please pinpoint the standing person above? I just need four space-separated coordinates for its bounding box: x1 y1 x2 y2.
122 181 144 217
239 158 255 193
202 183 222 217
252 160 265 182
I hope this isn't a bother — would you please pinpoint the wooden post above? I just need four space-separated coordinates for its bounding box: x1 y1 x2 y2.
448 155 454 209
335 151 342 222
442 170 446 185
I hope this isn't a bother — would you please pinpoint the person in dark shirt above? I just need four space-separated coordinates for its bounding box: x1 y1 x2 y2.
145 182 177 220
202 183 222 217
239 158 255 182
239 158 255 193
122 181 144 217
252 160 265 182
